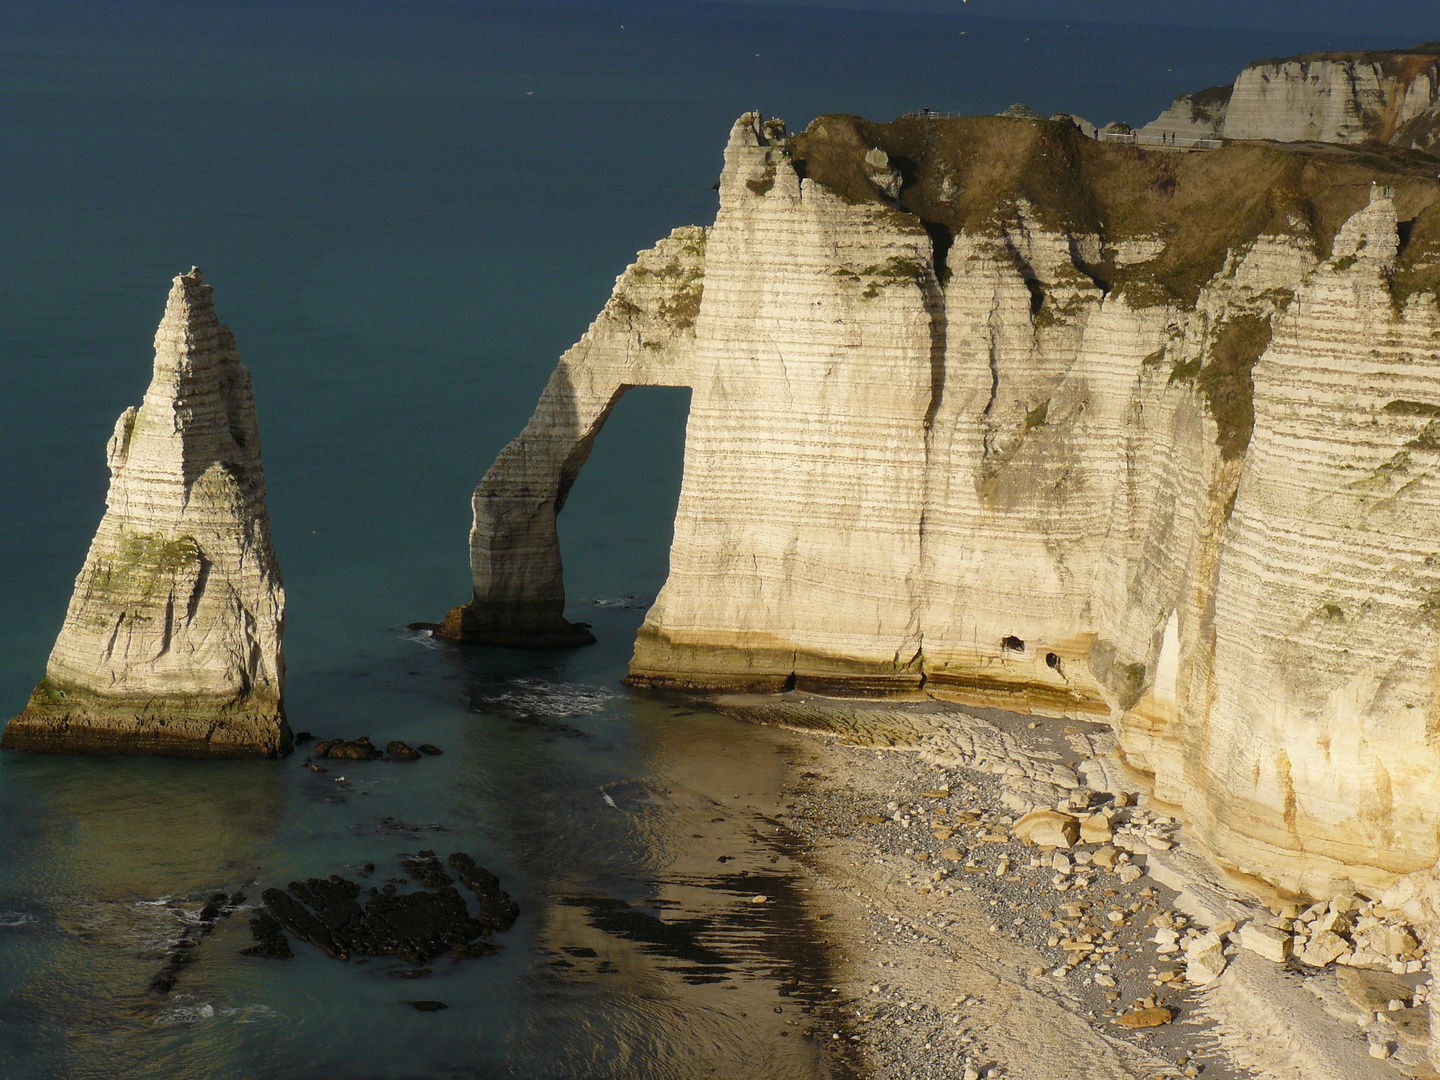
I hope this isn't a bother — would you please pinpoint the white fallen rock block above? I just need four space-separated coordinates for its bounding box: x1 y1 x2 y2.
1079 813 1114 844
1239 921 1293 963
1185 933 1228 984
1013 809 1079 849
1380 927 1418 957
1300 929 1350 967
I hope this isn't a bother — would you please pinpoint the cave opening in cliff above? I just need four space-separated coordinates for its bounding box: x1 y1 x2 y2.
554 385 692 623
921 220 953 283
1002 635 1025 653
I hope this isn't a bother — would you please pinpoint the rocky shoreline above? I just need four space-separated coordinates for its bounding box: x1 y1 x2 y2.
720 693 1437 1080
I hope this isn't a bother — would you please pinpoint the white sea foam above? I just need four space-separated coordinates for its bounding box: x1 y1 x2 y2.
154 1002 208 1026
397 625 446 650
478 678 613 718
585 595 652 610
227 1004 279 1024
0 911 35 928
157 999 278 1027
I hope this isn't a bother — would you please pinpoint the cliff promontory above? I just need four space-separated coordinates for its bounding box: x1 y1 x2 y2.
452 109 1440 903
4 268 290 758
1141 42 1440 152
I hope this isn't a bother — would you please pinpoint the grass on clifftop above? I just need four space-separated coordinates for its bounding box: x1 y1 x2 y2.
783 114 1440 310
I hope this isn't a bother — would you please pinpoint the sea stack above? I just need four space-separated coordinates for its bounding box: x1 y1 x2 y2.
3 268 290 758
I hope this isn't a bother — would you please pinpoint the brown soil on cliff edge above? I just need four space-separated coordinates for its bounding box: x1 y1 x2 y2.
1255 42 1440 70
784 114 1440 310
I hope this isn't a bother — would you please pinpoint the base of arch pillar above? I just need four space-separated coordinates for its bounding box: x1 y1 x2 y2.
415 602 597 649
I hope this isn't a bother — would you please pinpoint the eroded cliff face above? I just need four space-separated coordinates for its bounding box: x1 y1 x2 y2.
460 111 1440 896
4 269 289 758
1142 43 1440 153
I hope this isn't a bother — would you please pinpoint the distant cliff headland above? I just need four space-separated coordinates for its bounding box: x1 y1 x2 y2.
1140 42 1440 151
447 42 1440 901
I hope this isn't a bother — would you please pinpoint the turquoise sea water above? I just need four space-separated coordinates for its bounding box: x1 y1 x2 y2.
0 3 1404 1076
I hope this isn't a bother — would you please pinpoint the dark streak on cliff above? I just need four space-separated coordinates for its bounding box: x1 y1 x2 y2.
784 114 1440 310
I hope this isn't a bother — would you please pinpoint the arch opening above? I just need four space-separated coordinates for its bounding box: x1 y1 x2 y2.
556 385 692 634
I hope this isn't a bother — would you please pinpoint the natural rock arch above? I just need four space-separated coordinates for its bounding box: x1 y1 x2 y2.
439 226 705 646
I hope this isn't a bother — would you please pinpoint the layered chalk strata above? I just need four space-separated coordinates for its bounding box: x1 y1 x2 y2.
5 268 289 758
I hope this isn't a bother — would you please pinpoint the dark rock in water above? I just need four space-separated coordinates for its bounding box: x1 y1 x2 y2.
262 886 350 960
387 740 421 762
448 852 520 933
449 939 501 960
362 862 375 874
410 1000 448 1011
258 852 516 968
417 744 443 756
242 912 294 959
402 854 453 888
314 736 382 761
391 968 432 979
367 889 481 964
378 815 447 836
294 731 313 744
264 876 488 965
150 890 247 993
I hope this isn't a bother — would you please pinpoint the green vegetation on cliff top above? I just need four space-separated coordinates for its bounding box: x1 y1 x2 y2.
784 114 1440 310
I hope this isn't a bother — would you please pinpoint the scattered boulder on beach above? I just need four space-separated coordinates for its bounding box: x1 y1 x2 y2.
1115 1006 1172 1028
1012 809 1079 849
410 1000 448 1011
418 744 443 755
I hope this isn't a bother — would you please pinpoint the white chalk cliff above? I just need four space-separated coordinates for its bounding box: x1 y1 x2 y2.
5 268 289 758
1141 43 1440 152
453 109 1440 905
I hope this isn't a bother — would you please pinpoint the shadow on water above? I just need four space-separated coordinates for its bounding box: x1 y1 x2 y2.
427 611 865 1079
0 610 862 1080
557 896 733 978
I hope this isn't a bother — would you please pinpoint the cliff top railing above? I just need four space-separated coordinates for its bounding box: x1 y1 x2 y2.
895 112 1224 150
1097 131 1224 150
